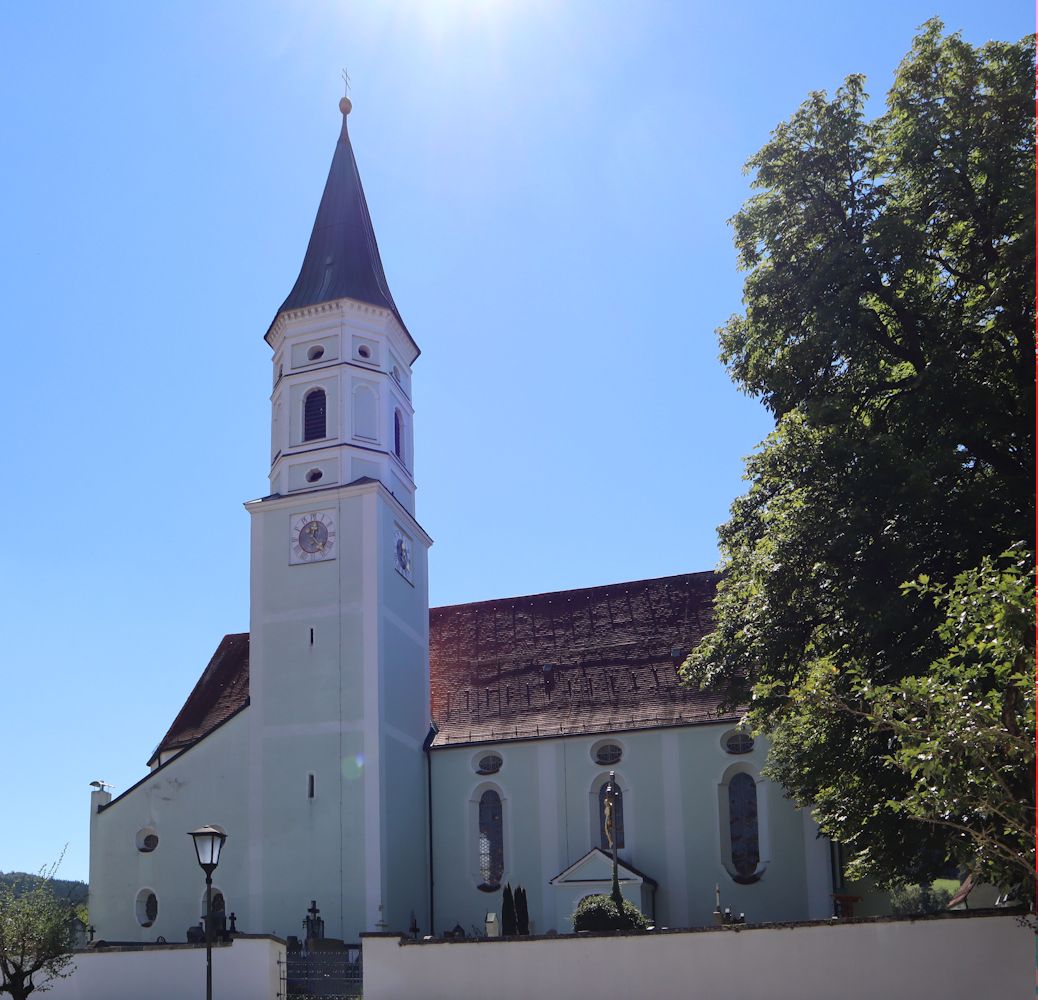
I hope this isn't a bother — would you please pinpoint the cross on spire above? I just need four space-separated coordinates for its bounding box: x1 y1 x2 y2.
341 67 351 97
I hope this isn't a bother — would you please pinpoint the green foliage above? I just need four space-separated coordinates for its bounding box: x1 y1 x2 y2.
501 884 517 937
684 20 1034 897
844 551 1035 895
571 894 649 933
0 878 86 911
0 863 77 1000
889 883 953 917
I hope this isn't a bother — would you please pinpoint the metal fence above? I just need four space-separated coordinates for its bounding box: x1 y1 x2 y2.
278 943 362 999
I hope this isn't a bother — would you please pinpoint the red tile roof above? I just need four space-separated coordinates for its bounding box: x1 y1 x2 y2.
151 572 732 762
428 571 734 747
149 633 250 766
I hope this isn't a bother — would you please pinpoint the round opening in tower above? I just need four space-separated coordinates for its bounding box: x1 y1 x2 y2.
305 468 324 484
307 345 325 362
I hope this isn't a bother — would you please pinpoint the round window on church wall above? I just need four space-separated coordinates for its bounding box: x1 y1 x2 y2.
135 889 158 928
723 731 755 755
307 345 325 362
135 827 159 853
593 742 623 766
475 753 502 775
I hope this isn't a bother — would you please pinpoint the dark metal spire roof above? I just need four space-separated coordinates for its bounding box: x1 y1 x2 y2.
269 97 412 346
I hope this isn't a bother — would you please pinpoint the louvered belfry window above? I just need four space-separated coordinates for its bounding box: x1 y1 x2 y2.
304 388 327 441
478 789 504 890
598 781 625 850
728 772 760 877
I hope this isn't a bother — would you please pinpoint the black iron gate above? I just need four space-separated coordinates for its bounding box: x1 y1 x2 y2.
278 942 362 999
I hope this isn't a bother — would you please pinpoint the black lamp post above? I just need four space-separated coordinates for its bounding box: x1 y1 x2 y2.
188 825 227 1000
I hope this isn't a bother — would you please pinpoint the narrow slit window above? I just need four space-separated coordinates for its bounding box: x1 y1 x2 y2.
393 409 404 461
304 388 327 441
307 773 315 799
309 628 314 646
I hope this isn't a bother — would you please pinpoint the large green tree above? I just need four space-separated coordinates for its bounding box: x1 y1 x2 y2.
683 21 1034 898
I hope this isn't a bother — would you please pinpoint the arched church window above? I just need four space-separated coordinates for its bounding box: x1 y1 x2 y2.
477 789 503 891
304 388 327 441
728 771 760 878
393 409 404 462
597 780 625 850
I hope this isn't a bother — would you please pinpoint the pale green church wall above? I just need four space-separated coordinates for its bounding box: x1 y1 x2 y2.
88 711 250 941
430 723 829 935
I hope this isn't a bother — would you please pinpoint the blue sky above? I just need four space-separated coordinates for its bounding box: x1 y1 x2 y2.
0 2 1029 881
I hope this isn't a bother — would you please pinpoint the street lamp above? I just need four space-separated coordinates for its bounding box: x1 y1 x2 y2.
188 825 227 1000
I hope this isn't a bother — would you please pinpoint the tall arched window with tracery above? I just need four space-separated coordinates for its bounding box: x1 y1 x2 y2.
304 388 327 441
477 789 503 890
597 781 625 851
728 771 759 878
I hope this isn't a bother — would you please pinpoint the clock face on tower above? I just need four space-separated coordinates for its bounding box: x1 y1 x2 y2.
290 510 337 564
394 525 414 583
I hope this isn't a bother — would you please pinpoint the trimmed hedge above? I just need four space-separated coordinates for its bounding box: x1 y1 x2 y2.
572 894 650 932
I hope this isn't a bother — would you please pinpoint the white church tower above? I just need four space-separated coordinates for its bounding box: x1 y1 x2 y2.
244 94 432 940
86 97 432 944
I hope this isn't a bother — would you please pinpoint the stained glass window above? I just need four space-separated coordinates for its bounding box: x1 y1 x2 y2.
478 790 503 890
598 781 625 850
728 772 759 877
304 388 327 441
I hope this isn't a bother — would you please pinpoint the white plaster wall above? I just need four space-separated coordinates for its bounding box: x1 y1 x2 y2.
246 479 431 943
429 724 832 935
46 937 284 1000
363 913 1031 1000
268 303 417 512
88 711 250 941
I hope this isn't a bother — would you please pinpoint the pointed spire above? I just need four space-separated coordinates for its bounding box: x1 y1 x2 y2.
270 97 411 342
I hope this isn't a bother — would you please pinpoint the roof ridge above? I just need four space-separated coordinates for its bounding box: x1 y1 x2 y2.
431 570 717 613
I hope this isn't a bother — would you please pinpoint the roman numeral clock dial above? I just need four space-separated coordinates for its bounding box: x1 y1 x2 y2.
290 510 337 564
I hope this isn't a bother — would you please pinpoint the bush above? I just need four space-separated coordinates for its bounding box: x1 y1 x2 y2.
571 894 649 932
889 883 952 916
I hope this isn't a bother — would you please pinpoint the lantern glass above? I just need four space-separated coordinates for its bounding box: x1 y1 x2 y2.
189 826 227 871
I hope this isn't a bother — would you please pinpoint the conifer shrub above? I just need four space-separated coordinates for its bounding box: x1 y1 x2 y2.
502 884 517 936
514 885 530 935
571 893 649 932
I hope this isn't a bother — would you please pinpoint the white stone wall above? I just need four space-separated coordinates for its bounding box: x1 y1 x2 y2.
46 937 284 1000
429 723 833 935
362 912 1032 1000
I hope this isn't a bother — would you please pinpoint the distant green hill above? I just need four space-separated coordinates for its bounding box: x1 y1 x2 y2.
0 872 88 906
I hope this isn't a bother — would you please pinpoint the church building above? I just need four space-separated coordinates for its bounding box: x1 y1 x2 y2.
87 97 835 943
